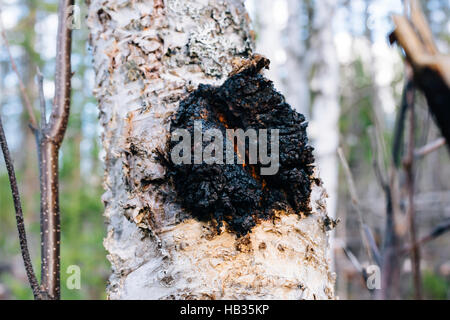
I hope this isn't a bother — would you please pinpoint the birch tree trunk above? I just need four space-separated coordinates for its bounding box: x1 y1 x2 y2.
88 0 335 300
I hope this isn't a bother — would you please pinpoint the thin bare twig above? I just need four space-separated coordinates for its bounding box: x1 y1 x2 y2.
368 121 402 299
392 79 414 168
363 225 381 266
392 1 450 148
368 127 389 192
369 118 389 188
0 14 38 129
36 67 47 129
0 116 41 300
415 137 446 158
337 147 380 265
400 219 450 255
403 79 422 300
342 246 367 280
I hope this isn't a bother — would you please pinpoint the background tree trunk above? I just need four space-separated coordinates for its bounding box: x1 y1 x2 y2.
284 0 311 117
88 0 335 300
251 0 285 92
310 0 340 231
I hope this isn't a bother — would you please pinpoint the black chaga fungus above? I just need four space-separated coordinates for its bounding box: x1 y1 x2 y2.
166 56 315 235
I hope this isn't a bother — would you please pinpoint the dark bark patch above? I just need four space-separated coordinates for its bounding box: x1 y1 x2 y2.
97 8 111 26
164 56 315 236
415 67 450 148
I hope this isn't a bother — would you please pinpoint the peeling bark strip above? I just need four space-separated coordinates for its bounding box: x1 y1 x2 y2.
88 0 335 299
166 57 315 235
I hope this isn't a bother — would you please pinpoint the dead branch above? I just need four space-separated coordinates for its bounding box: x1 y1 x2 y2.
377 150 403 299
367 125 404 299
392 77 414 168
415 137 446 158
400 219 450 255
391 18 450 87
363 225 381 267
391 0 450 147
368 127 389 191
342 246 368 282
403 73 422 300
0 116 41 299
337 147 380 265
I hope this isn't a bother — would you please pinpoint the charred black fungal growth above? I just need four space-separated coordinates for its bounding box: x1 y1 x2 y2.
167 56 315 235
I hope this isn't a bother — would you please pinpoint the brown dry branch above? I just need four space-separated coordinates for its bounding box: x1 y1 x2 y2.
0 116 41 299
379 169 402 300
392 78 414 168
38 0 73 300
341 246 369 284
415 137 446 158
337 148 381 266
400 219 450 255
367 100 405 299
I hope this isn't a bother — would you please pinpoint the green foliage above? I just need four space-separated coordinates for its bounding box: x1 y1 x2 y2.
339 57 375 166
422 270 449 300
0 166 107 299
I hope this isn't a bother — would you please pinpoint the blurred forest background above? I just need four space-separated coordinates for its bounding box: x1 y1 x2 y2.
0 0 449 299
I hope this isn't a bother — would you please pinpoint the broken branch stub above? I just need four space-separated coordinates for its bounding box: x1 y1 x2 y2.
391 6 450 147
165 57 316 235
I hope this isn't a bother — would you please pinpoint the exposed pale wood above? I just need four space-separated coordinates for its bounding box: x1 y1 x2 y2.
392 2 450 148
415 137 446 158
410 0 438 55
392 15 450 87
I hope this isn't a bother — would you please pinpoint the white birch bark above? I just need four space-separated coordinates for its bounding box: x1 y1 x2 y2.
87 0 335 300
